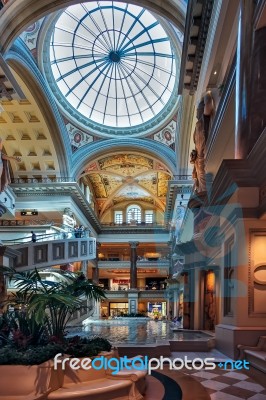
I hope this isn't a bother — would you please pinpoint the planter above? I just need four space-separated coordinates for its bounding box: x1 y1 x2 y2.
0 360 62 400
47 350 146 400
0 350 147 400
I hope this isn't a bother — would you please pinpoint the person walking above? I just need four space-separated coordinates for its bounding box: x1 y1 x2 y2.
31 231 37 242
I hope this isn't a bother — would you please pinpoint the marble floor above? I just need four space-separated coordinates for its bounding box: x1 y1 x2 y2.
144 351 266 399
184 367 266 400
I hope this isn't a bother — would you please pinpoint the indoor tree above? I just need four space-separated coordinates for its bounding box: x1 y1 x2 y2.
1 267 106 341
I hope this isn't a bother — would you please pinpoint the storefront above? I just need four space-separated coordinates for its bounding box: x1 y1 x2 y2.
147 302 167 319
109 302 129 317
110 278 130 291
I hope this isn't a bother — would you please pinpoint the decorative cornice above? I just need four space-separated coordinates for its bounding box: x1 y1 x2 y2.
11 181 102 232
205 55 236 162
178 0 215 94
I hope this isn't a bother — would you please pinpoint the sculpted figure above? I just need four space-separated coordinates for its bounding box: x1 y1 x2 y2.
190 91 215 193
0 137 21 193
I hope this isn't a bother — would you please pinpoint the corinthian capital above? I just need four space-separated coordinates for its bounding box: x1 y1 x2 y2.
128 241 139 248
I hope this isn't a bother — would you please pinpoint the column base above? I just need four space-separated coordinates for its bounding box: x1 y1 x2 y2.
215 324 266 359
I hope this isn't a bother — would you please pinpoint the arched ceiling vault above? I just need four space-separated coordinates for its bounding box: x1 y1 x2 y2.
72 138 177 178
80 152 172 219
0 54 71 178
0 0 186 53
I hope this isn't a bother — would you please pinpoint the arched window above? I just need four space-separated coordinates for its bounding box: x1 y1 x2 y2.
127 205 141 223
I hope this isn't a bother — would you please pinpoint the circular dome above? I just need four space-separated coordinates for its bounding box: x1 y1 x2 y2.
49 1 179 134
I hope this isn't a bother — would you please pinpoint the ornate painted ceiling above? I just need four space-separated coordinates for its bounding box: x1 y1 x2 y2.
81 153 172 217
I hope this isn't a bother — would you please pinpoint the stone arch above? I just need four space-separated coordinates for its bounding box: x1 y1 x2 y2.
0 0 186 53
71 138 177 179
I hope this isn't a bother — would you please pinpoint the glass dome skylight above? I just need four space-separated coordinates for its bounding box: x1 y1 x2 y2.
50 1 177 129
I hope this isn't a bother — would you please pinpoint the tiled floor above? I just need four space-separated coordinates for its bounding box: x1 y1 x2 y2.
171 349 234 362
184 367 266 400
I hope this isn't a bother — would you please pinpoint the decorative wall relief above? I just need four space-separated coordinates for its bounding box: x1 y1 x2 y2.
249 231 266 316
20 18 44 56
66 122 94 151
152 120 176 149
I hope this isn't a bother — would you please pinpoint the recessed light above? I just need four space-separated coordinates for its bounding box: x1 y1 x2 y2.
213 71 217 75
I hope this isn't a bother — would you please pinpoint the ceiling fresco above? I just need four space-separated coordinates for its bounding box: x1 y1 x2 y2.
82 153 172 217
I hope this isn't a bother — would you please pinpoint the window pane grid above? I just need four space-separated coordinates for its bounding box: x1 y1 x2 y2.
115 211 123 224
50 1 176 128
127 207 141 223
145 210 154 223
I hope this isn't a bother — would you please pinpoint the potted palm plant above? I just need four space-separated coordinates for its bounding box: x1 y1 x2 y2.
0 267 109 399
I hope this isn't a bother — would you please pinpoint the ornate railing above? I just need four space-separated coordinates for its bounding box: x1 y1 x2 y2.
171 175 193 180
11 177 74 184
2 231 90 245
0 219 55 226
101 222 166 228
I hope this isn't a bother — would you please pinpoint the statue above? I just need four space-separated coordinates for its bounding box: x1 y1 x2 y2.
0 137 21 193
190 91 215 193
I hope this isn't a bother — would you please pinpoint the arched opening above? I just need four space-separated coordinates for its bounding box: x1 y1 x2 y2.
126 204 141 224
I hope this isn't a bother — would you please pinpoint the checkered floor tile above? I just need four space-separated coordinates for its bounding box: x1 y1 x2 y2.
185 367 266 400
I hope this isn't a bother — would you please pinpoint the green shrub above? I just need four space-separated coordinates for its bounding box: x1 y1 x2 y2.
121 312 146 317
63 336 112 358
0 336 112 365
0 344 64 365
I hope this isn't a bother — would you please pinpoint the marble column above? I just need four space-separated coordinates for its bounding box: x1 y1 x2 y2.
129 241 139 289
235 0 254 159
81 260 88 277
92 242 100 284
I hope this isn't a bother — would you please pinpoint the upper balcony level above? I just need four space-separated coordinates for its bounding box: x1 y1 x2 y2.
9 178 171 237
104 289 165 300
2 236 96 271
98 259 169 269
100 222 168 234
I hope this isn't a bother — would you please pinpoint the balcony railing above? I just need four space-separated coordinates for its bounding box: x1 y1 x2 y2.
2 231 90 246
104 289 165 300
0 219 55 227
101 222 166 228
10 237 96 270
171 175 193 181
98 260 169 269
11 177 75 184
